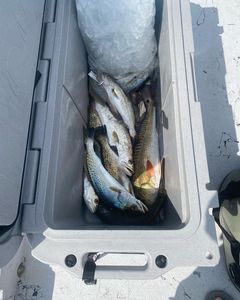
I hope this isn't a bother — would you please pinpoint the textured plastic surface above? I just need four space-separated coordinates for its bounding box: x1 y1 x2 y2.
0 1 45 226
19 0 220 280
75 0 158 92
0 0 219 279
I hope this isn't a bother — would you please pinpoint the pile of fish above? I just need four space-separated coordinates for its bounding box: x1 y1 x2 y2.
83 72 166 225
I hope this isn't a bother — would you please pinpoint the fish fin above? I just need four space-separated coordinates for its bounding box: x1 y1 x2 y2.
110 186 122 197
128 182 135 196
118 177 124 186
83 127 88 139
93 141 102 159
160 158 165 189
87 127 95 139
107 101 121 119
88 71 98 82
112 131 120 144
157 160 161 176
89 99 98 114
111 88 119 99
146 160 155 178
110 186 121 193
110 145 119 156
90 100 96 110
89 71 104 86
138 101 146 121
94 125 107 136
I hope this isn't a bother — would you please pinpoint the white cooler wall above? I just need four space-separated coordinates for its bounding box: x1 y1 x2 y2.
44 0 88 228
24 0 191 231
158 0 187 223
44 0 188 229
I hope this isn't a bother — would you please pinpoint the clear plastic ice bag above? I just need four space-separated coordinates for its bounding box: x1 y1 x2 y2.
75 0 158 92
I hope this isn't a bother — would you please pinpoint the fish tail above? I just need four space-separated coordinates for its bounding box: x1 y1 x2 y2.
88 71 98 81
85 128 95 149
94 125 107 137
88 71 102 85
83 127 88 139
87 127 95 139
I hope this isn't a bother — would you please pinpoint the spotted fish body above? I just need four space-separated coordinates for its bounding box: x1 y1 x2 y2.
83 173 99 213
85 136 147 214
97 134 134 194
94 100 134 176
88 103 133 193
133 87 161 207
90 72 136 138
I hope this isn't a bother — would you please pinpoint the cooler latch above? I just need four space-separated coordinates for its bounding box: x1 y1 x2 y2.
82 253 102 285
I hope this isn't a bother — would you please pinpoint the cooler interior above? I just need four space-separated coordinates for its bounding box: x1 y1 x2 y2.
41 0 190 230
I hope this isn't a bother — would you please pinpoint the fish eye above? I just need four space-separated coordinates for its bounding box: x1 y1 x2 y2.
146 99 150 103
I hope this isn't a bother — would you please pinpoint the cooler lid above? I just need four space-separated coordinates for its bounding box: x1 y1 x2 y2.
0 1 45 226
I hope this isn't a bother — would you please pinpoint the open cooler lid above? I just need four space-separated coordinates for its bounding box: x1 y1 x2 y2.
0 1 45 226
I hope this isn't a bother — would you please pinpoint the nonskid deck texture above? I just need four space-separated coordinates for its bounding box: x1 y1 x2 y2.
0 0 240 299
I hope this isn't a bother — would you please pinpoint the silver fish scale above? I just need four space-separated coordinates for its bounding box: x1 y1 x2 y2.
95 101 133 167
86 154 106 199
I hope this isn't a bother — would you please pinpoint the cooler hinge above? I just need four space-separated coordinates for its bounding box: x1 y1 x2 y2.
31 101 48 150
31 59 49 151
41 0 56 60
30 0 57 150
21 0 56 206
41 22 56 60
21 65 48 205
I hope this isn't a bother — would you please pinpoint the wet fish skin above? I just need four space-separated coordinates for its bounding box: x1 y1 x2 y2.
83 173 99 213
89 103 134 192
85 135 147 214
94 99 134 176
96 189 167 225
97 132 134 194
133 85 161 207
89 102 102 129
94 72 136 138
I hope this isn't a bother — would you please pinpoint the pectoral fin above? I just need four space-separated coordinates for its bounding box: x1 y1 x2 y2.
128 182 135 196
108 101 121 119
88 71 98 82
110 145 119 156
146 160 155 178
110 186 122 198
157 160 161 176
112 88 119 98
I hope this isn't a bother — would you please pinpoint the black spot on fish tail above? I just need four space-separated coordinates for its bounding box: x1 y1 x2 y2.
110 145 119 156
87 127 95 139
94 125 107 136
107 101 121 118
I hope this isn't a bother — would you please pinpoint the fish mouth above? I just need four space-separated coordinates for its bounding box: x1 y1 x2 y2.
136 200 149 214
121 162 134 176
